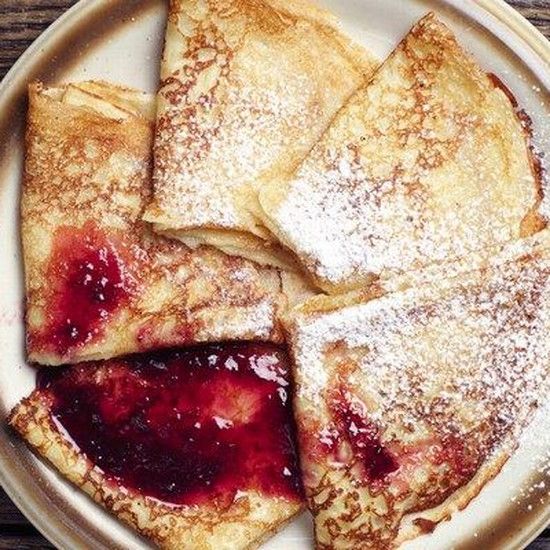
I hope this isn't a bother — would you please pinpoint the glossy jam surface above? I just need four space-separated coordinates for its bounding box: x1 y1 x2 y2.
328 387 398 482
35 222 135 355
39 342 303 505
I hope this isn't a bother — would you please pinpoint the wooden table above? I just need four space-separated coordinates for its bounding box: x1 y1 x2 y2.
0 0 549 548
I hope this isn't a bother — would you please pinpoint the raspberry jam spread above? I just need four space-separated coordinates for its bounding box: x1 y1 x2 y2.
32 222 136 356
327 387 398 482
38 342 303 505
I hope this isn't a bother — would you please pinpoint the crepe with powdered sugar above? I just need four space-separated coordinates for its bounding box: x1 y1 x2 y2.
143 0 376 270
259 13 545 294
286 229 550 549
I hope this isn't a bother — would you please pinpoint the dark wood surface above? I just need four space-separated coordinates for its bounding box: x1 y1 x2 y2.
0 0 549 549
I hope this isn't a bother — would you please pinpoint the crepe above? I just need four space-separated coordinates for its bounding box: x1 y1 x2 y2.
143 0 376 269
22 81 296 366
286 229 550 548
259 13 545 293
10 343 303 549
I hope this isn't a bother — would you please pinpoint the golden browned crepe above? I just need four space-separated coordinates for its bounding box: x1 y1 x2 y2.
286 229 550 549
10 397 300 550
143 0 376 269
259 13 545 293
22 81 299 366
10 343 304 549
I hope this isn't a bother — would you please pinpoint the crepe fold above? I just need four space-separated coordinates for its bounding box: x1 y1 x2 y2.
143 0 376 269
22 81 307 366
10 343 304 549
259 13 546 293
286 229 550 549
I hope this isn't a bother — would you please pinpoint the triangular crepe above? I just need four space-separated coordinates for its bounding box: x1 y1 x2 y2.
143 0 376 269
259 13 545 293
10 342 303 549
286 229 550 548
22 82 300 366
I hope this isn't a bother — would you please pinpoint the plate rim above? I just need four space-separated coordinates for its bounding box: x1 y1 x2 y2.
0 0 549 549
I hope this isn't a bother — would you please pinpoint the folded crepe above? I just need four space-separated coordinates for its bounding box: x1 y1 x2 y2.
22 81 299 366
143 0 376 269
286 229 550 548
259 13 545 293
10 342 303 549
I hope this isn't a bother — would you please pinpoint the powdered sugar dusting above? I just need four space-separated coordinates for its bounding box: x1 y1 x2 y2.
250 353 289 386
206 300 276 341
277 150 521 285
268 15 540 290
155 75 321 230
291 233 550 449
288 230 550 548
150 0 366 235
378 230 550 293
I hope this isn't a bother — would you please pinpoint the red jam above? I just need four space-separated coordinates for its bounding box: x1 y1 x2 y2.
38 342 303 505
32 222 136 355
328 387 398 482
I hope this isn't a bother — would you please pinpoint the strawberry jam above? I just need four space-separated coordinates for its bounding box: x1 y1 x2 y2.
38 342 303 505
32 222 136 356
328 387 398 482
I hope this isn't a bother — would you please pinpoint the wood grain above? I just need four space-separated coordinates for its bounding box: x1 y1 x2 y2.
0 1 549 549
511 0 550 37
0 0 77 80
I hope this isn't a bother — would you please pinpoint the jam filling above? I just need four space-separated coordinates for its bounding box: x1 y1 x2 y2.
38 342 303 505
33 222 136 355
328 387 398 482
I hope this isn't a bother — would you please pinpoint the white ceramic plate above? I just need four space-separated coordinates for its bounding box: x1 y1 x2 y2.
0 1 549 548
